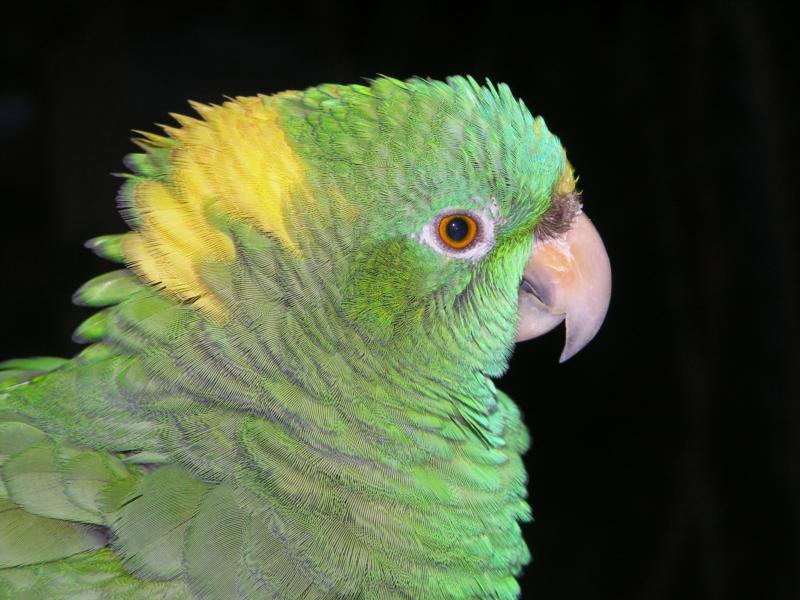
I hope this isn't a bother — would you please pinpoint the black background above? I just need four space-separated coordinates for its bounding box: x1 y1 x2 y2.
1 3 797 599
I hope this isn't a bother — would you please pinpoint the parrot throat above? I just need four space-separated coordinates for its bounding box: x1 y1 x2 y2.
222 352 531 598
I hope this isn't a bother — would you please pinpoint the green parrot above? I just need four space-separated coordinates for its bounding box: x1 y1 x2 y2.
0 76 610 599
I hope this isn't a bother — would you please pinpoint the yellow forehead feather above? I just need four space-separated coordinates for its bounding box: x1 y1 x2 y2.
554 158 577 197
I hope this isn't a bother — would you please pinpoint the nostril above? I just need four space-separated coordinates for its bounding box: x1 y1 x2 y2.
520 277 549 306
520 278 536 296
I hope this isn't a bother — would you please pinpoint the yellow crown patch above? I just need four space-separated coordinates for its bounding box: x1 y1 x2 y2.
122 96 308 315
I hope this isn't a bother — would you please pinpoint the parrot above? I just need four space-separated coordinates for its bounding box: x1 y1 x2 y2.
0 75 611 599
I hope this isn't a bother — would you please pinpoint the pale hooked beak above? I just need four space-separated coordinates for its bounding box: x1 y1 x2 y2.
515 211 611 362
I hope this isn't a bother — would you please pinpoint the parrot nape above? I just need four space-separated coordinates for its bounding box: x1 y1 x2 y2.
0 76 610 599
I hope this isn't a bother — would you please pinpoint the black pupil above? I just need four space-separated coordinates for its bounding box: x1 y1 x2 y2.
446 217 470 242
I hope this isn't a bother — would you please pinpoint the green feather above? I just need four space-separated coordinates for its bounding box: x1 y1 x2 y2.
63 450 134 519
0 357 68 389
0 499 106 568
85 234 127 263
0 548 192 599
0 357 68 372
184 482 245 598
73 309 110 343
0 422 46 464
72 270 143 307
108 465 209 580
3 443 101 524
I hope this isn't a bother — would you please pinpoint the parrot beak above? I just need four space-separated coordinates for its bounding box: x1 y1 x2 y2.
515 211 611 362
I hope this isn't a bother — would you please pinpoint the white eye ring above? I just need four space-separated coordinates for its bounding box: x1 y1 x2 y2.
417 206 496 260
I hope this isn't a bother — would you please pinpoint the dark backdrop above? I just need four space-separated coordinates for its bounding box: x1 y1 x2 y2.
1 3 797 599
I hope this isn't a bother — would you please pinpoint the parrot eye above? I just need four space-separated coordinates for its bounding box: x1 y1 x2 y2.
417 206 496 260
438 214 478 249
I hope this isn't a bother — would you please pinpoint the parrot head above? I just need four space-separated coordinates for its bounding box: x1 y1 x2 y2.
121 76 610 384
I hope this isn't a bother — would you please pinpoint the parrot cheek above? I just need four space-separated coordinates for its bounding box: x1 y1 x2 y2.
514 211 612 362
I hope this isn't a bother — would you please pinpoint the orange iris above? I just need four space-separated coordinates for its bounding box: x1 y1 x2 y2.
438 214 478 249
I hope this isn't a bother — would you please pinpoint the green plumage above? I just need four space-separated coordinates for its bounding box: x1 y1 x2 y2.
0 76 570 598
